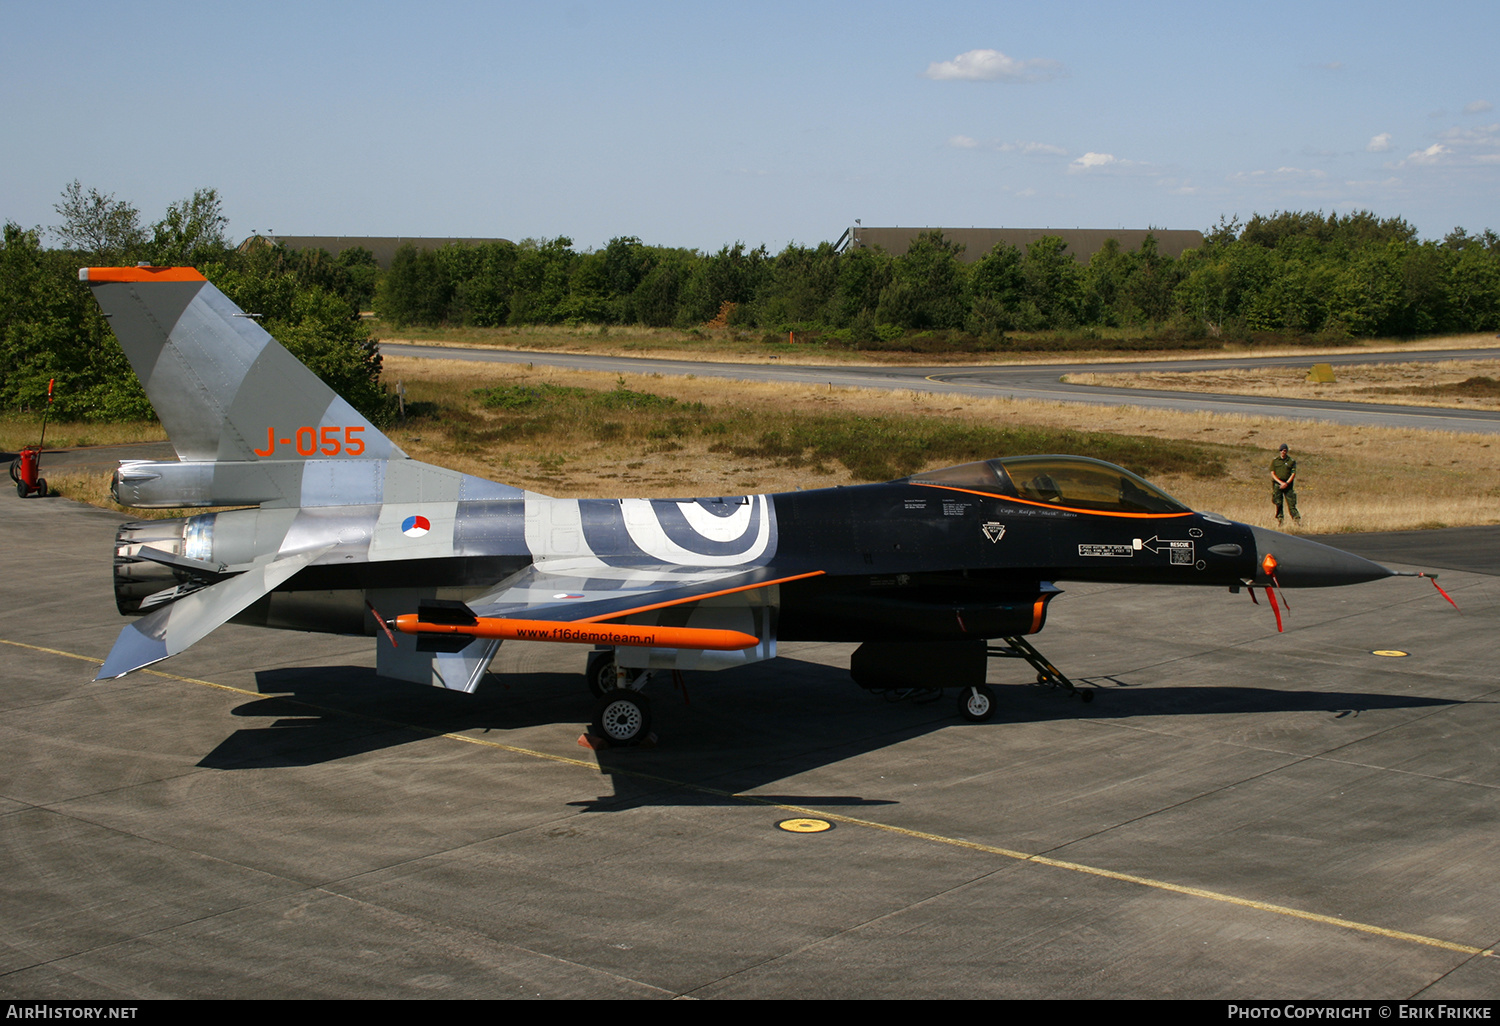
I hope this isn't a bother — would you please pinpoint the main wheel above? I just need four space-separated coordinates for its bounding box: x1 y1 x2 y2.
591 690 652 746
958 684 996 722
586 650 619 698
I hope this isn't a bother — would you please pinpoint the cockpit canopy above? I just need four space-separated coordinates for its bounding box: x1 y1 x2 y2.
907 456 1191 515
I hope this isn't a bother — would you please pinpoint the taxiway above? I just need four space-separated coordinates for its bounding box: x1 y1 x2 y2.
2 483 1496 998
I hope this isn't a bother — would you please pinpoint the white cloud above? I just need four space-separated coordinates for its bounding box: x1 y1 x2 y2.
1393 123 1500 167
1230 166 1329 182
947 135 979 149
1403 143 1450 165
1464 100 1494 115
1438 122 1500 145
1384 121 1500 169
1366 132 1392 152
923 48 1063 82
1000 140 1068 156
1066 151 1157 176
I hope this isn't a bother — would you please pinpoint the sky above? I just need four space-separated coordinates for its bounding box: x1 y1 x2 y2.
3 0 1497 253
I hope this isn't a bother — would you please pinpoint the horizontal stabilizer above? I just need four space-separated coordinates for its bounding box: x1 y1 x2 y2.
94 547 328 679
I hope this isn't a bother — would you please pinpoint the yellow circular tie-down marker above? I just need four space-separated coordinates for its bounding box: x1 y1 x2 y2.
1372 650 1410 657
777 818 833 834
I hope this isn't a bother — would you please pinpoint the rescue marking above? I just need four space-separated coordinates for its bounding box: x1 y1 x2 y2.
10 635 1491 961
1139 536 1196 564
981 522 1006 543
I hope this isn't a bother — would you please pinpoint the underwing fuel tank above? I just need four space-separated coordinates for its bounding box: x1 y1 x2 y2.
1247 526 1393 588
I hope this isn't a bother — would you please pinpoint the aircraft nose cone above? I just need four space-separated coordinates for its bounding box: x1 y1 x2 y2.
1248 525 1394 588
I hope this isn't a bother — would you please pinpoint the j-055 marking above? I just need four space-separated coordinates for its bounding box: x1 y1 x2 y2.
252 425 365 457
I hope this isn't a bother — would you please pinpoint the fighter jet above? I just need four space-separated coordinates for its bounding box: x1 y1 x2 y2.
85 266 1402 745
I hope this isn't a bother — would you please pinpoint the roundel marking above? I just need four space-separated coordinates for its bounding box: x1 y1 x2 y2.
401 515 431 537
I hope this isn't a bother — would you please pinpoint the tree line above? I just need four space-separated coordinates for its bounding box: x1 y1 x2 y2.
2 183 389 423
375 211 1500 347
5 180 1499 424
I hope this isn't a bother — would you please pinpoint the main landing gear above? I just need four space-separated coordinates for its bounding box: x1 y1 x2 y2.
584 650 653 747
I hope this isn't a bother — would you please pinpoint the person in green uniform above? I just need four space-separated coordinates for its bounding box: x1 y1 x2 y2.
1270 443 1300 523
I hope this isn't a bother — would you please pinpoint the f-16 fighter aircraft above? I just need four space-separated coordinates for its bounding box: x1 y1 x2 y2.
85 266 1404 745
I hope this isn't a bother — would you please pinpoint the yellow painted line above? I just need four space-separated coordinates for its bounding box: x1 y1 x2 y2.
8 635 1491 958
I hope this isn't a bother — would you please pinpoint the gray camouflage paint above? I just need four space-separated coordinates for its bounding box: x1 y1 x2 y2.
85 269 782 686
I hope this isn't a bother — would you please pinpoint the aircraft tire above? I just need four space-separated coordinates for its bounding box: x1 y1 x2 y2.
592 690 652 746
958 684 996 722
586 650 618 698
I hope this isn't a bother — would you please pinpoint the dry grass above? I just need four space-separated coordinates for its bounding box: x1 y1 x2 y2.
1063 358 1500 410
382 356 1500 534
39 354 1499 535
0 415 164 452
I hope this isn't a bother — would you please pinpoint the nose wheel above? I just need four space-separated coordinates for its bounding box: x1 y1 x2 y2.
958 684 996 722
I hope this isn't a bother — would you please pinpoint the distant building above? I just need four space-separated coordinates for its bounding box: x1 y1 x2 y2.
245 236 513 269
835 226 1205 264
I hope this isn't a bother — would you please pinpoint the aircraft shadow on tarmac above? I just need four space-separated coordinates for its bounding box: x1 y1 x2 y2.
193 656 1463 811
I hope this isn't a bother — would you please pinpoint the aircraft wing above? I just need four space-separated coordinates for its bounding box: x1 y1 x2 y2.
462 559 822 672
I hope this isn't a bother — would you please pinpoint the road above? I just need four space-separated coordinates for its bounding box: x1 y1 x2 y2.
384 343 1500 435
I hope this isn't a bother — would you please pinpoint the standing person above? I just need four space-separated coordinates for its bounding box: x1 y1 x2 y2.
1270 443 1300 523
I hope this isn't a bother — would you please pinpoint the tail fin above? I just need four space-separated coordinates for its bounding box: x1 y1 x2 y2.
80 266 403 464
82 266 405 508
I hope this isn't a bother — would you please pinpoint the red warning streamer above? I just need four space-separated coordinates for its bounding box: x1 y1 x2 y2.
1265 586 1284 632
1420 573 1460 612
